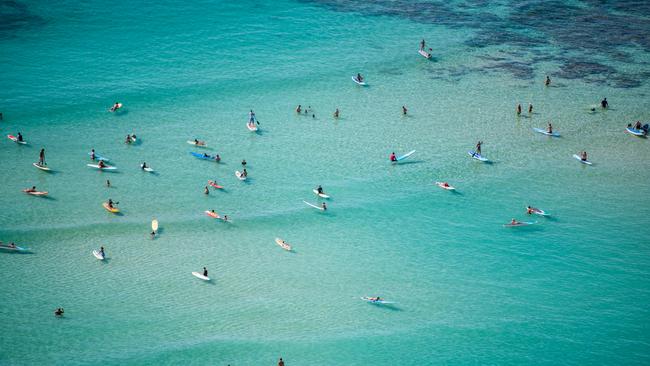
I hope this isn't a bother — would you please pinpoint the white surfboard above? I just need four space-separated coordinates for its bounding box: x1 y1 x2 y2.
33 162 51 171
418 49 432 59
235 171 247 181
192 272 210 281
303 200 325 211
352 76 367 86
87 164 117 170
151 219 159 232
275 238 292 251
187 140 208 147
140 164 154 172
313 189 330 198
92 250 105 260
573 154 592 165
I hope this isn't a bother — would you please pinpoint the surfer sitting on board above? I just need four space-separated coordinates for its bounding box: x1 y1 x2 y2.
317 185 323 194
356 73 363 83
17 132 23 142
111 102 121 112
321 202 327 211
510 218 520 225
203 267 208 277
580 151 588 161
100 246 105 256
389 152 397 162
547 123 553 134
108 199 115 209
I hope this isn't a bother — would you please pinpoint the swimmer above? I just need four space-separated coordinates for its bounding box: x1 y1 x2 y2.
402 105 408 115
333 108 339 118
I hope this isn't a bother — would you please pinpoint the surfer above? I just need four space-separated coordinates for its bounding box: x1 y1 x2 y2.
248 110 256 124
510 218 520 225
356 73 363 83
125 134 132 144
317 185 323 194
634 121 642 129
441 182 450 188
54 308 64 317
580 151 588 161
242 169 248 178
203 267 208 277
111 102 121 112
334 108 339 118
475 141 482 155
90 149 96 160
39 148 45 165
526 206 534 214
223 215 228 221
321 202 327 211
516 103 522 115
278 358 285 366
402 105 408 115
150 231 156 239
545 76 551 86
100 246 105 257
528 103 533 114
389 152 397 162
141 162 147 170
420 39 425 50
296 105 301 113
17 132 23 142
547 123 553 134
108 199 114 209
25 186 36 193
601 98 608 109
215 154 221 163
98 160 106 168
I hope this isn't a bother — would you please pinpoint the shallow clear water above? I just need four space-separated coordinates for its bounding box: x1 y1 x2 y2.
1 0 649 364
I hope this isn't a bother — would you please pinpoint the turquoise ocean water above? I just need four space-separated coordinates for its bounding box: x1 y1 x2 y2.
1 0 650 364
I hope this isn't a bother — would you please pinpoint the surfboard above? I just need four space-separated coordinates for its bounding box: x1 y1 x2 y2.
247 123 258 132
192 272 210 281
303 200 325 211
23 189 48 196
352 76 367 86
7 135 26 144
235 171 247 181
395 150 416 162
361 297 395 304
418 49 432 59
468 151 488 162
187 140 207 147
92 250 105 260
504 221 536 227
140 164 154 172
33 163 51 171
151 219 159 232
573 154 592 165
208 180 223 189
205 210 220 219
435 182 455 190
109 103 123 112
87 164 117 170
275 238 292 251
532 127 560 137
313 189 330 198
103 202 119 213
626 127 646 137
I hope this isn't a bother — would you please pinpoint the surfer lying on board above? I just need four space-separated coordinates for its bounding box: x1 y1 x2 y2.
54 308 64 317
25 186 37 193
98 160 106 168
510 218 520 225
370 297 382 302
111 102 121 112
389 152 397 162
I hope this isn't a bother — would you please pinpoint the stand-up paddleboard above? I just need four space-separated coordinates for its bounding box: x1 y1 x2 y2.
275 238 292 251
394 150 416 162
190 152 218 161
92 250 105 260
87 164 117 170
140 164 154 172
0 244 27 252
7 135 27 144
235 171 247 181
247 122 258 132
151 219 159 233
532 127 560 137
313 189 330 198
361 297 394 304
527 207 549 216
573 154 592 165
352 76 367 86
22 189 48 196
303 200 325 211
187 140 208 147
103 202 119 213
626 127 646 137
109 103 123 112
208 180 223 189
435 182 455 190
504 221 536 227
33 162 51 171
205 210 220 219
192 272 210 281
468 151 489 162
418 49 432 59
88 152 109 161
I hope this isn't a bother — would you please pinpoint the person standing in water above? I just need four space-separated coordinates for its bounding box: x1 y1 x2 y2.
545 76 551 86
38 148 46 165
389 152 397 162
106 179 111 188
601 98 609 109
333 108 339 118
516 104 522 115
204 186 209 195
54 308 64 317
420 39 425 50
528 103 533 114
296 105 301 113
402 106 408 115
241 159 247 167
321 202 327 211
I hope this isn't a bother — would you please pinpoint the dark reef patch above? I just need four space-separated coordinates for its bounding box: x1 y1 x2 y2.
0 1 46 38
301 0 650 88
